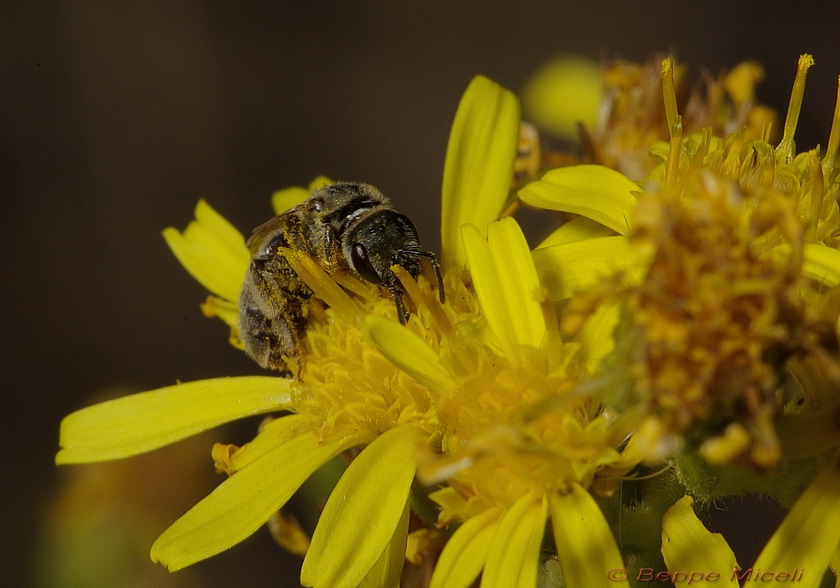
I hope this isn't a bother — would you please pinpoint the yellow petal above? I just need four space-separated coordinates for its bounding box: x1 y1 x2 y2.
270 177 334 214
271 186 310 215
200 295 240 332
661 496 739 587
488 218 546 347
537 216 615 248
482 493 548 588
193 199 248 259
770 243 840 288
226 414 312 471
441 75 521 267
532 236 645 300
551 484 629 588
462 218 546 360
578 301 620 374
151 421 369 571
163 200 250 302
802 243 840 286
363 315 456 394
750 459 840 588
307 175 333 191
56 377 291 464
301 425 424 588
358 499 410 588
429 508 502 588
461 223 512 357
518 165 639 234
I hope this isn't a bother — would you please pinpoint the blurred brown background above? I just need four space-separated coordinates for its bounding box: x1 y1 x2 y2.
4 2 840 586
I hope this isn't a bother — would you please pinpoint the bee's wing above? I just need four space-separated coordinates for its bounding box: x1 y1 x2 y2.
246 213 292 255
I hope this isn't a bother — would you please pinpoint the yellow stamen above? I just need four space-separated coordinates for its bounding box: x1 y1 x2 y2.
822 75 840 180
660 58 679 138
807 150 825 243
760 114 774 143
664 115 683 192
775 54 815 163
212 442 239 475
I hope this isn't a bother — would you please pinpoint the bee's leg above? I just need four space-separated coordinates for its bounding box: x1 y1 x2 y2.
427 253 445 303
267 314 303 375
406 250 446 303
388 284 409 324
241 309 299 375
240 295 296 373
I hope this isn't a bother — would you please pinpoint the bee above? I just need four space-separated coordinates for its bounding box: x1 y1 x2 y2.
239 181 444 372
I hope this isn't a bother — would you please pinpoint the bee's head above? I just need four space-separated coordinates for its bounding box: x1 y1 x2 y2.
344 210 424 286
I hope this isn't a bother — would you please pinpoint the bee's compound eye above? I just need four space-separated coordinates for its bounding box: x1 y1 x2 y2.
351 243 382 284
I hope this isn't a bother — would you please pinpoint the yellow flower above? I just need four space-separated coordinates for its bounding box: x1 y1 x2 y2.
63 74 620 587
517 56 840 471
620 57 840 468
56 52 840 588
362 214 635 586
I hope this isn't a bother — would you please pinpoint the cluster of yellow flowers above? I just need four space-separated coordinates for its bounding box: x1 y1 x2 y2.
58 54 840 587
